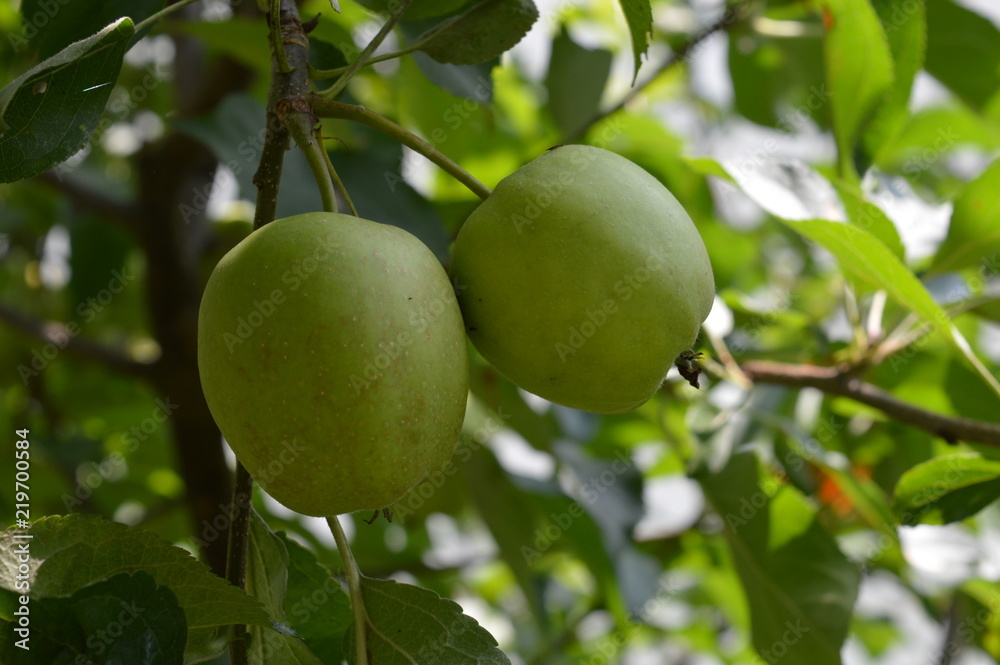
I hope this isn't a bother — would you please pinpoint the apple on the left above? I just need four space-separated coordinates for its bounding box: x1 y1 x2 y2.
197 212 469 517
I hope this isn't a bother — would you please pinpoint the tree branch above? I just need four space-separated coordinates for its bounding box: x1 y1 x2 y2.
35 172 140 230
252 0 313 229
0 303 155 379
741 360 1000 446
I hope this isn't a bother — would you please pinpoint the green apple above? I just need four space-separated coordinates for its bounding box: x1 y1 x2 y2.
198 212 469 516
450 145 715 413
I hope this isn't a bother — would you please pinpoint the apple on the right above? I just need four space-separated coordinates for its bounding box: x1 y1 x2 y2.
450 144 715 414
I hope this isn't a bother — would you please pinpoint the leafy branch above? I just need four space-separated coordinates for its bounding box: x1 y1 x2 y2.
738 360 1000 446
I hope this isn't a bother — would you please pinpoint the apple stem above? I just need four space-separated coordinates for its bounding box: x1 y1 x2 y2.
312 97 493 201
327 516 370 665
288 112 339 214
315 125 359 216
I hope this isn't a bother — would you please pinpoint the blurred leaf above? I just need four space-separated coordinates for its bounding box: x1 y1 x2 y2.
19 0 162 59
821 0 894 177
279 532 352 665
10 571 186 665
696 451 860 665
553 439 662 617
343 576 512 664
411 51 496 102
545 28 612 139
852 617 899 656
0 18 133 183
174 92 323 219
861 0 926 169
179 17 271 75
67 214 134 310
728 30 827 131
247 511 325 665
931 158 1000 274
419 0 538 65
924 0 1000 111
355 0 470 20
462 434 548 624
893 453 1000 524
0 515 271 663
616 0 652 82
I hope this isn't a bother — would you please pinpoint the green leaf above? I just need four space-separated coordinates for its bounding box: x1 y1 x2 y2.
616 0 652 82
247 510 325 665
0 514 271 664
344 576 512 664
832 182 905 261
279 532 352 665
20 0 163 59
727 29 827 131
0 18 134 183
545 27 612 139
861 0 926 169
925 0 1000 111
893 453 1000 525
696 451 860 665
18 571 186 665
821 0 894 177
419 0 538 66
931 158 1000 274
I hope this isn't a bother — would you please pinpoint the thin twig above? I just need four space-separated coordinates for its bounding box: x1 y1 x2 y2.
288 110 338 213
311 97 491 200
0 303 154 379
316 126 358 216
742 360 1000 446
569 1 750 142
319 0 414 99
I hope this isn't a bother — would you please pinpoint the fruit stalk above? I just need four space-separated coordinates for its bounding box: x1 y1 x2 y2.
328 516 369 665
312 97 492 201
